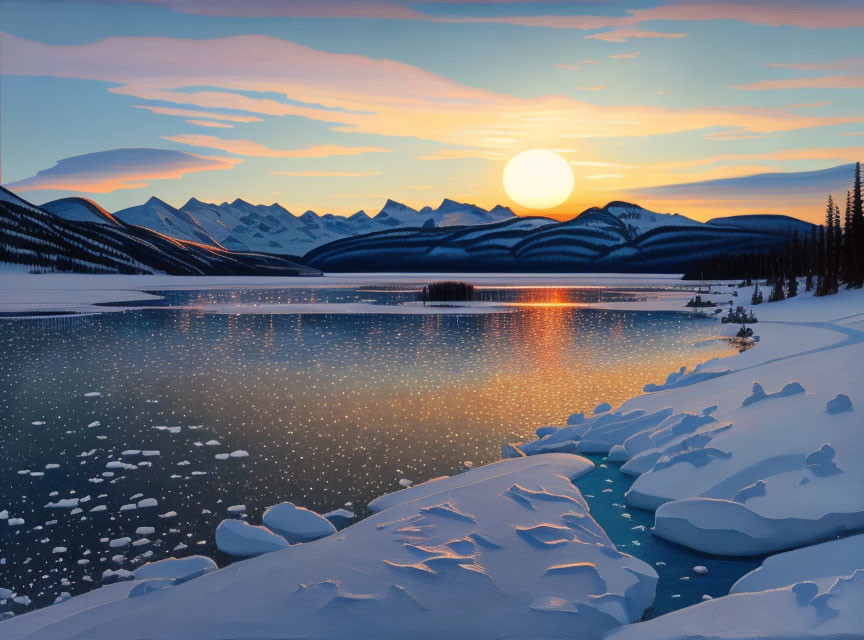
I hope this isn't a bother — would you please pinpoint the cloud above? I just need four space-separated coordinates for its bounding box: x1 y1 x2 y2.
187 119 234 128
2 32 860 154
574 85 605 91
6 148 240 193
587 28 686 42
733 76 864 90
764 55 864 71
271 170 382 177
610 52 640 59
556 60 599 70
132 105 263 122
162 134 393 158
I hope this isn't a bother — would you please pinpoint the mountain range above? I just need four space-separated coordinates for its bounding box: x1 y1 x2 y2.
40 196 518 257
0 188 317 276
303 201 815 273
1 186 816 276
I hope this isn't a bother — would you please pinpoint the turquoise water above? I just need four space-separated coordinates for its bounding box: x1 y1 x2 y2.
575 454 763 617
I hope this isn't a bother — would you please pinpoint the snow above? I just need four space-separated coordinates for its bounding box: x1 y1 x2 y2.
214 519 290 557
260 502 336 543
132 556 218 583
2 454 656 640
506 286 864 557
607 570 864 640
730 534 864 594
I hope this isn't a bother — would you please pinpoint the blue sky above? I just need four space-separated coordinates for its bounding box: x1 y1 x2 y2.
1 0 862 221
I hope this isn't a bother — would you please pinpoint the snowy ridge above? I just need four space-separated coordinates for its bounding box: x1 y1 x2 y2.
94 196 518 256
0 187 318 276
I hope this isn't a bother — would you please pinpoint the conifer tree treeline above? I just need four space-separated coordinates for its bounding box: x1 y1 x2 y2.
683 162 864 297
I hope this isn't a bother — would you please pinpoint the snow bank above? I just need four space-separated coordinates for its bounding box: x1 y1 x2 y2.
606 570 864 640
731 534 864 594
1 454 656 640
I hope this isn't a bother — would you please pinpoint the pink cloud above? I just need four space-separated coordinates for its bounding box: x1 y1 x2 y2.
587 28 686 42
733 76 864 90
132 105 263 122
272 171 382 177
186 119 234 128
6 148 240 193
162 134 393 158
1 32 859 153
134 0 864 30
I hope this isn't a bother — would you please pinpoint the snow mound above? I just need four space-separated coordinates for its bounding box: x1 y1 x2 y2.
261 502 336 543
606 569 864 640
214 520 290 557
2 454 656 640
132 556 218 583
731 533 864 594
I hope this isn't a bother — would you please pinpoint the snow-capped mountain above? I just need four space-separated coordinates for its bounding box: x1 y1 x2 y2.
304 201 814 273
40 197 118 225
0 187 317 276
65 197 519 256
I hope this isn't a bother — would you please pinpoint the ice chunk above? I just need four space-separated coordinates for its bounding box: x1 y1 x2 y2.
262 502 337 543
214 520 290 557
133 556 217 583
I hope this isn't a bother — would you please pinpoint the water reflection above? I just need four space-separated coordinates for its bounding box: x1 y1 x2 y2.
0 286 736 613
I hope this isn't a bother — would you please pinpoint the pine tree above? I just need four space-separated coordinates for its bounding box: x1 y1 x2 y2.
816 224 826 296
852 162 864 287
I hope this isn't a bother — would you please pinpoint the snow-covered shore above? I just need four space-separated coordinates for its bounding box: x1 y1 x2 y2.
1 455 658 640
511 285 864 560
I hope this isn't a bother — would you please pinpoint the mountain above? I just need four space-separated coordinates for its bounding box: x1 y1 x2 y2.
0 187 318 276
303 201 813 273
114 196 225 247
92 197 519 256
40 197 119 225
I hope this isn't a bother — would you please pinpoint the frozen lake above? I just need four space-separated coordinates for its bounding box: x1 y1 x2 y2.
0 280 747 615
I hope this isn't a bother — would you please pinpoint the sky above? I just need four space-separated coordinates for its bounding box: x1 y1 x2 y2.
0 0 862 223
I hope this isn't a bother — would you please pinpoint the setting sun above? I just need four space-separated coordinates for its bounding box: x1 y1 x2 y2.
502 149 574 210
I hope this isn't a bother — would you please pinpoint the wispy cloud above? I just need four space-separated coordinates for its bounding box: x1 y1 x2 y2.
587 28 686 42
187 119 234 128
271 170 382 177
162 134 393 158
119 0 864 31
3 32 856 155
132 105 263 122
610 52 640 59
556 60 599 70
733 76 864 90
574 85 605 91
6 148 240 193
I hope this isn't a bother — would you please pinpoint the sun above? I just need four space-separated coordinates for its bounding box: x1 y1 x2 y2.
502 149 574 210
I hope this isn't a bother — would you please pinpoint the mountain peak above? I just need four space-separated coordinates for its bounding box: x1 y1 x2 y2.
183 197 206 208
381 199 414 212
145 195 171 208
